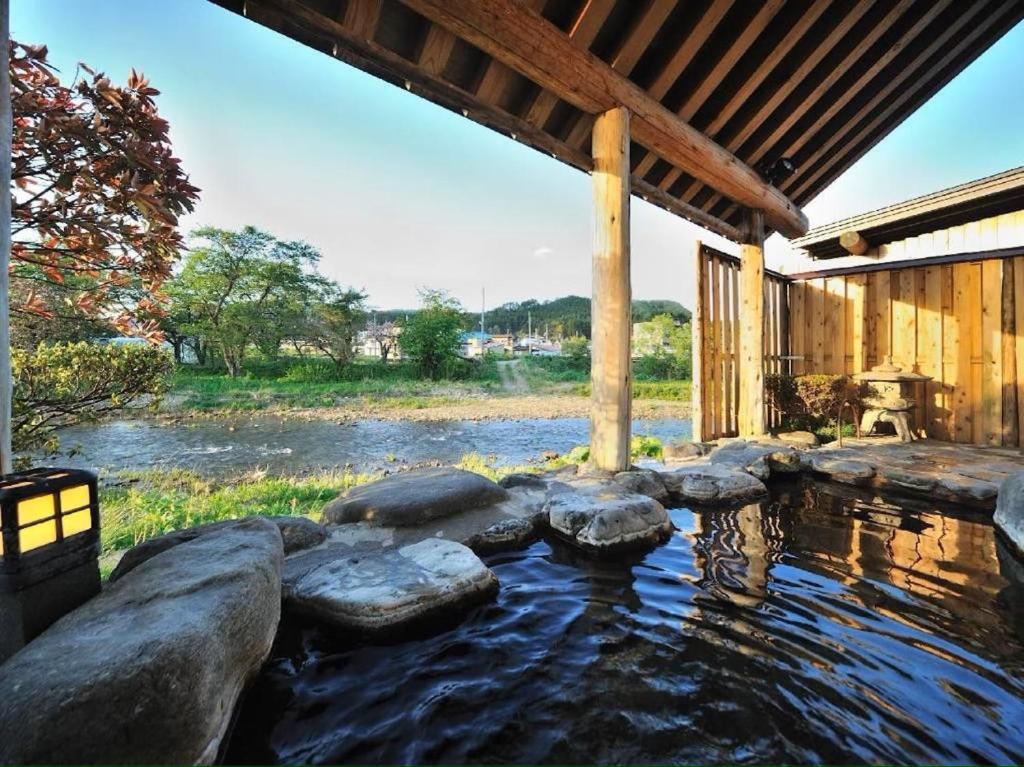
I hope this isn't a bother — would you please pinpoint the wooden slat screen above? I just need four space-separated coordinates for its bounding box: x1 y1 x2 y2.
789 253 1024 447
693 242 789 441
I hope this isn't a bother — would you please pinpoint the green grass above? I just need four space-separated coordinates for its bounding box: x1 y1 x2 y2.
571 379 692 401
99 467 375 553
170 363 498 412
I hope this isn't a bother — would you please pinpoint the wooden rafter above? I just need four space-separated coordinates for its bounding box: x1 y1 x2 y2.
211 0 1019 242
561 0 677 150
416 23 456 76
242 0 746 242
784 0 1010 204
523 0 615 130
633 0 785 185
675 0 831 203
696 0 881 213
342 0 381 39
398 0 808 237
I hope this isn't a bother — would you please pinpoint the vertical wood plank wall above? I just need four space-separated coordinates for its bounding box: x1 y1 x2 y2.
787 208 1024 448
693 243 789 440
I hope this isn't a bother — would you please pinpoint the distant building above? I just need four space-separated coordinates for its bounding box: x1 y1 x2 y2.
355 325 403 360
459 331 491 358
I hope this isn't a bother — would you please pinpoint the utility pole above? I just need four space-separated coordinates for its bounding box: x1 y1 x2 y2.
528 311 533 355
480 286 485 337
0 0 13 474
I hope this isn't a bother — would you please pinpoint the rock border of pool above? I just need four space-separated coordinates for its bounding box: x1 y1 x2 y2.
2 436 1024 764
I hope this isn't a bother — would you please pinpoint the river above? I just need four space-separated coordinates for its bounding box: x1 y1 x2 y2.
52 416 692 477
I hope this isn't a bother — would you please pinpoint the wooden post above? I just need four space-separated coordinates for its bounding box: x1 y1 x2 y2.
589 106 631 472
692 241 705 442
738 209 766 438
0 0 12 474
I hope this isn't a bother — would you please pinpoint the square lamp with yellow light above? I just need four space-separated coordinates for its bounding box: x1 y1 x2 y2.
0 468 101 662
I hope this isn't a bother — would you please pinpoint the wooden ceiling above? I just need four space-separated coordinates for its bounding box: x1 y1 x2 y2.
209 0 1023 242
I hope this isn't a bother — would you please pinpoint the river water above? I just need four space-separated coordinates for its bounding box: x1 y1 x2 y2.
226 482 1024 765
53 416 691 476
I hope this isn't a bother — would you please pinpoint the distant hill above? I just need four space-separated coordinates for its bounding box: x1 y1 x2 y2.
370 296 690 339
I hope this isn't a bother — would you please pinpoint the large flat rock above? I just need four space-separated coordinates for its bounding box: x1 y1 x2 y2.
995 471 1024 557
661 462 769 505
708 440 802 481
283 538 497 633
546 480 671 552
0 519 283 765
323 467 509 526
109 514 325 582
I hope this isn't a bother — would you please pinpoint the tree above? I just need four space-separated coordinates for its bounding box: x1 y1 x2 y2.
366 319 399 362
167 227 325 376
399 289 465 379
13 342 171 456
306 289 367 369
632 313 692 380
10 41 200 342
561 336 590 371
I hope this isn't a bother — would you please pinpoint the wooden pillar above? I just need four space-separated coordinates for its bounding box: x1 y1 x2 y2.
0 0 12 474
691 241 705 442
738 209 766 438
589 106 631 472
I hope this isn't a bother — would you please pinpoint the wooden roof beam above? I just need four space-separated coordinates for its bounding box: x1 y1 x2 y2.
473 0 545 106
561 0 677 149
522 0 615 130
398 0 808 238
249 0 746 243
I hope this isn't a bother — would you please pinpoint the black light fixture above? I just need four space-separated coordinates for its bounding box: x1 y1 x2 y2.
758 157 797 187
0 468 101 662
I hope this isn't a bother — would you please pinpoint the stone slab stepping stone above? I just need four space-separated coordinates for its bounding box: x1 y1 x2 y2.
323 467 509 526
546 480 671 552
283 538 498 632
708 440 802 481
614 468 670 503
660 462 768 505
465 516 542 554
109 514 325 582
0 519 283 765
803 451 876 483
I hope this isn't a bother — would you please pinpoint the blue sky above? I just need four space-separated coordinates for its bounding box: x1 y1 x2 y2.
11 1 1024 311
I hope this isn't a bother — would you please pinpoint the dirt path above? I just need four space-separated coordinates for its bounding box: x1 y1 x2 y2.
497 359 530 394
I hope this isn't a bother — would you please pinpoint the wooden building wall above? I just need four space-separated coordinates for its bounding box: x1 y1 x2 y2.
789 211 1024 447
693 243 789 441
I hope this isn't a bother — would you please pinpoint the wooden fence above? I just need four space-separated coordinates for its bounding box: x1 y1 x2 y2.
789 253 1024 446
692 243 789 441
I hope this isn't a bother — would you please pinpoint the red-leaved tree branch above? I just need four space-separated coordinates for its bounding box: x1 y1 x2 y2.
9 41 200 341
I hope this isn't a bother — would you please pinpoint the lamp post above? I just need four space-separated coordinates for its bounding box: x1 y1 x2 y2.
0 469 102 661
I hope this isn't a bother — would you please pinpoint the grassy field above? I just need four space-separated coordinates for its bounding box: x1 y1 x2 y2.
166 355 691 414
169 358 500 412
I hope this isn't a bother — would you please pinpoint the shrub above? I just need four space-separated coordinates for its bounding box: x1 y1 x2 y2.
14 341 171 456
766 373 867 433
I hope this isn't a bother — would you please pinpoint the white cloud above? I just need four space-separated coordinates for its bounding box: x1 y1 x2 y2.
532 246 553 259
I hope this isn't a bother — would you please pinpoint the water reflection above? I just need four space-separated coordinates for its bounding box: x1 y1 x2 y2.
227 481 1024 765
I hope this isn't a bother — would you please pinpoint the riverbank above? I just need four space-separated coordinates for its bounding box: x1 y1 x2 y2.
156 392 691 422
162 359 691 420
